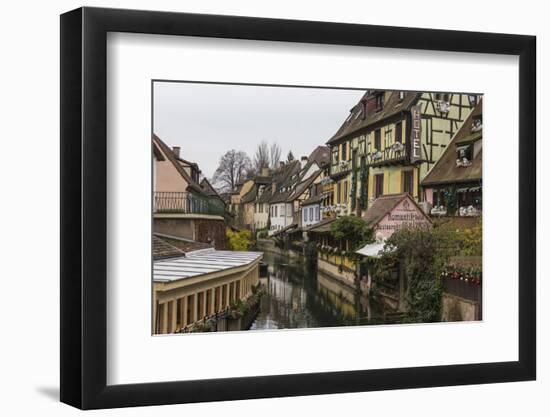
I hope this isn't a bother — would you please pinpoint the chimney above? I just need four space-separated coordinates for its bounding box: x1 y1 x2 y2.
360 99 367 120
300 156 308 169
172 146 180 158
261 167 270 177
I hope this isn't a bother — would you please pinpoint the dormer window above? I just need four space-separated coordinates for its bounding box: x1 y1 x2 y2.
375 93 385 112
435 92 450 113
456 144 473 167
471 115 482 132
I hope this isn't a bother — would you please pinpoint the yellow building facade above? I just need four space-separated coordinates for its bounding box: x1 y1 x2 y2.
327 90 479 214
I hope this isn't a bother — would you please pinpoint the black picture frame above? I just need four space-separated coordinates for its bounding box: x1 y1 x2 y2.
60 6 536 410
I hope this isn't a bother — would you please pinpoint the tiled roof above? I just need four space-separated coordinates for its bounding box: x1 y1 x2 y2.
362 193 431 227
326 91 420 144
362 194 408 226
152 235 185 260
269 189 293 204
268 160 301 204
153 134 204 194
200 178 221 198
153 142 165 161
271 223 298 237
286 170 321 202
308 145 330 167
155 234 212 254
301 194 323 206
304 217 336 233
422 100 482 186
240 184 258 204
257 189 272 203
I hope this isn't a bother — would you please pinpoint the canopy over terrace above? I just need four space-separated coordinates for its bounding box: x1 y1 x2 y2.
355 241 387 258
154 248 263 283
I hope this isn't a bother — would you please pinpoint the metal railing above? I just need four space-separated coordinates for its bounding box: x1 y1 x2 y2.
154 192 225 216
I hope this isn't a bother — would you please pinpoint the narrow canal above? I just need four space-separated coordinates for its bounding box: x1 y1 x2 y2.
250 251 392 330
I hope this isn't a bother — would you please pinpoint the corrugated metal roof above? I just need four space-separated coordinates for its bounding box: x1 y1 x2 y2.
153 249 262 283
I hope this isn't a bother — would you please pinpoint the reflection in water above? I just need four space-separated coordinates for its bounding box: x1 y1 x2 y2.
250 252 388 330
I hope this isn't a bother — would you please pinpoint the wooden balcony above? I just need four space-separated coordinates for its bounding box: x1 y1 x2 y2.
366 143 408 167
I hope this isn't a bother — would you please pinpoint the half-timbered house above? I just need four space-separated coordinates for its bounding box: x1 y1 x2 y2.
325 90 480 216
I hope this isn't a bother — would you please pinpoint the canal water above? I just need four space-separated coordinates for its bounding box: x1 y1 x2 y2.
250 251 392 330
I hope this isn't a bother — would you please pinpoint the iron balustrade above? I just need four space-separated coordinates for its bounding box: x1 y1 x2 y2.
154 192 225 216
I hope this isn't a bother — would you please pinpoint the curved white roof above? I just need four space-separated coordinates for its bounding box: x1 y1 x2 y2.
154 249 262 283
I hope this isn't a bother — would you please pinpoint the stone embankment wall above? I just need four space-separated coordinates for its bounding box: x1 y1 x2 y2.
441 293 481 322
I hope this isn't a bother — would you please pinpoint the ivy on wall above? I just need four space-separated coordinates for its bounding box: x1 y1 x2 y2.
359 164 368 209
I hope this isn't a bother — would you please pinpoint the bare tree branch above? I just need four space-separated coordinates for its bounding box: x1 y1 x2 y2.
253 141 270 174
269 142 282 170
212 149 252 192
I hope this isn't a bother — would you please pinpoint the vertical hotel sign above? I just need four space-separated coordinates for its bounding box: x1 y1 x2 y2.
410 105 421 163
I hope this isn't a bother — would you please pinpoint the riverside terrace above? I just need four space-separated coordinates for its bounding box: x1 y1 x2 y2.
153 236 263 334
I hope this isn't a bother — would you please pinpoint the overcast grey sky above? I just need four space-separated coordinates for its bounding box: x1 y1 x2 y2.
153 82 364 179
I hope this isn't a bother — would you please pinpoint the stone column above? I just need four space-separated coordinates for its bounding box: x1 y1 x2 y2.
195 293 199 323
210 288 215 315
161 303 168 334
182 296 188 328
170 300 177 333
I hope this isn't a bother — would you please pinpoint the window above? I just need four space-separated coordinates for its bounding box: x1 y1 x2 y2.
375 93 384 111
315 206 320 221
468 94 477 106
374 174 384 198
374 129 381 150
309 207 313 221
303 208 308 222
398 91 405 101
341 142 347 161
395 122 402 143
359 137 366 154
332 149 339 164
402 170 414 195
336 182 341 204
343 180 348 202
472 115 482 132
435 92 449 101
457 144 473 161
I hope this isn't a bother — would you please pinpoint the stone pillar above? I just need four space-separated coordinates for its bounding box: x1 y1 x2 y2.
201 291 207 319
195 293 199 323
210 288 215 315
152 301 157 334
161 302 168 334
182 297 188 329
170 300 177 333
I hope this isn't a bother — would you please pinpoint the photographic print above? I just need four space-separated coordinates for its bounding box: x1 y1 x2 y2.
152 82 482 335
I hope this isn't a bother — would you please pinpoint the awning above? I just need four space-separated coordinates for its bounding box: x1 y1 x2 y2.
355 241 387 258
